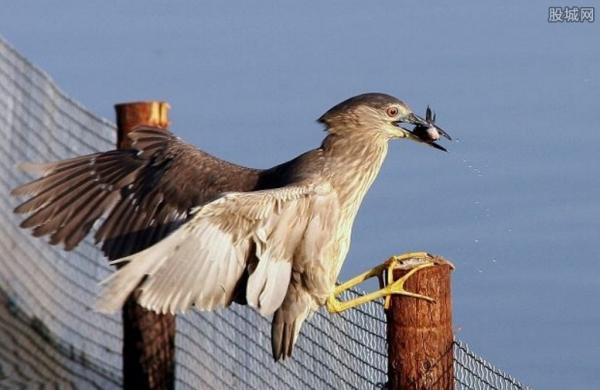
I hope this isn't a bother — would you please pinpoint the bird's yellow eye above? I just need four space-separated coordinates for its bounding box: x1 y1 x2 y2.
386 107 399 117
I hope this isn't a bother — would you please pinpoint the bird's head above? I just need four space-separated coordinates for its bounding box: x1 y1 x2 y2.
318 93 451 151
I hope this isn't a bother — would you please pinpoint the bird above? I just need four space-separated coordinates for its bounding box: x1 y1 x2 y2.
11 92 451 360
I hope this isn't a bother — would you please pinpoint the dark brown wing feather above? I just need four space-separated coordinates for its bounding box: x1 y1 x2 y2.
12 126 261 259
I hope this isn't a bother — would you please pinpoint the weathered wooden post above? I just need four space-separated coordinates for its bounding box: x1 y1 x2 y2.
114 101 175 389
386 256 454 390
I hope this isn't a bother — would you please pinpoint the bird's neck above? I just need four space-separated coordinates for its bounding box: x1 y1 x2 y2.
321 132 388 213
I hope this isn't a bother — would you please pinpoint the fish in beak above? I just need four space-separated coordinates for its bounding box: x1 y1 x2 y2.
409 106 452 151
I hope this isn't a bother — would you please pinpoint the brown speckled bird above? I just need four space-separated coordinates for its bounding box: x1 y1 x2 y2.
11 93 450 360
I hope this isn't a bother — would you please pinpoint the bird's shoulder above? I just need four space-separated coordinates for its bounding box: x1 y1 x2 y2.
256 148 326 190
191 150 338 236
140 128 261 202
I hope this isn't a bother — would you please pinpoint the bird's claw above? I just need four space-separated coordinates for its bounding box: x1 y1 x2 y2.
326 251 444 314
382 252 436 309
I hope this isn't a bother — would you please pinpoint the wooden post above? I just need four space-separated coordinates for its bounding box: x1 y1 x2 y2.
386 256 454 390
115 101 171 148
114 101 175 390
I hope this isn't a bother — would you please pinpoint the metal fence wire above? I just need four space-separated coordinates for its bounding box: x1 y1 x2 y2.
0 36 530 390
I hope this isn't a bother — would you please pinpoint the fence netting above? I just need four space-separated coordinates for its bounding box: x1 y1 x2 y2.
0 36 530 390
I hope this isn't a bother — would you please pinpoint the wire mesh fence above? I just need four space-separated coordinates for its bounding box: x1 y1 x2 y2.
0 35 122 390
454 340 531 390
0 35 530 390
175 288 387 390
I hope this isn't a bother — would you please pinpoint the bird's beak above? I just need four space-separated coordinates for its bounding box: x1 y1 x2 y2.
423 140 448 152
393 125 424 142
404 112 429 127
392 112 427 137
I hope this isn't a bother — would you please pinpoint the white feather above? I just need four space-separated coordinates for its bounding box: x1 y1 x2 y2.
246 257 292 316
96 180 339 320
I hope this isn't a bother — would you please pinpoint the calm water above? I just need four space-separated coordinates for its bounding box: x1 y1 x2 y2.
2 2 599 388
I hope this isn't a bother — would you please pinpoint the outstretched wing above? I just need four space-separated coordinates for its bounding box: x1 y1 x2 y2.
11 127 260 259
97 181 339 316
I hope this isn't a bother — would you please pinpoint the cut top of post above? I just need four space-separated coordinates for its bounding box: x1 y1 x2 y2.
114 101 170 149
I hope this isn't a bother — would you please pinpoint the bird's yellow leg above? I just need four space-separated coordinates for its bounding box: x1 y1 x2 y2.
326 252 436 314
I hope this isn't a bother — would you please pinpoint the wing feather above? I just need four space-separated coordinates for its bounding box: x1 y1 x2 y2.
12 126 260 259
97 182 339 316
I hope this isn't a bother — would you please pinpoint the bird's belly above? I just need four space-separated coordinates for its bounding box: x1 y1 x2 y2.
299 207 357 304
326 226 352 287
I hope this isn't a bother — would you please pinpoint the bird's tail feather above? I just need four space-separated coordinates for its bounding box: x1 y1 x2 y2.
271 284 312 361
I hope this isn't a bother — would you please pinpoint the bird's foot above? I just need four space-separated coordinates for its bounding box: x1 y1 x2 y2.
326 251 440 314
381 252 437 309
